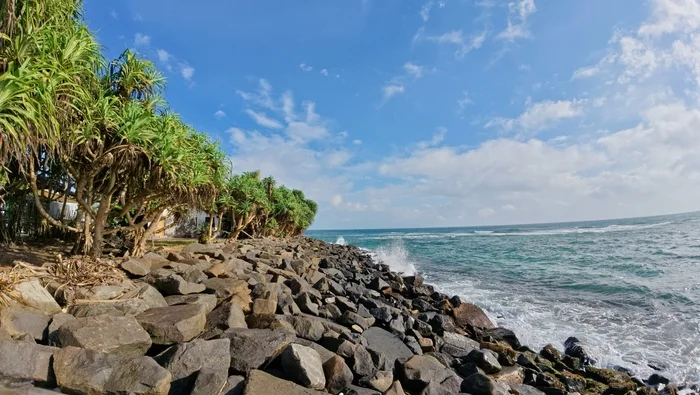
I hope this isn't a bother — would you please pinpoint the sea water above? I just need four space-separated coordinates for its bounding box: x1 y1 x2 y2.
307 212 700 384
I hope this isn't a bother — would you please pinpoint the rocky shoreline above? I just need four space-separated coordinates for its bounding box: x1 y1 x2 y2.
0 237 692 395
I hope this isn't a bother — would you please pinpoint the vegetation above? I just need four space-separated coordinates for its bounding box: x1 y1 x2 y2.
0 0 317 257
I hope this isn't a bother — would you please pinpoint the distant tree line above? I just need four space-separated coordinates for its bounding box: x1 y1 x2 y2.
0 0 317 257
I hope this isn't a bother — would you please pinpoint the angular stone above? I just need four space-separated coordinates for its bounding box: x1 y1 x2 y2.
362 327 414 364
165 293 218 313
48 312 75 346
295 292 319 316
493 366 525 384
461 372 510 395
278 294 302 315
349 344 375 377
206 302 247 330
323 355 353 394
281 344 326 390
230 292 253 314
137 304 206 344
13 281 61 314
68 283 168 317
0 341 57 386
480 327 521 349
401 355 461 392
338 311 374 330
509 383 546 395
252 298 277 315
343 384 382 395
385 381 407 395
221 328 296 374
121 258 152 276
191 367 228 395
202 277 249 298
146 271 206 295
244 369 325 395
365 370 393 392
155 338 231 395
222 375 246 395
452 303 495 329
286 315 325 341
53 346 171 395
441 331 480 357
467 349 502 374
0 308 50 342
368 277 390 291
57 314 152 357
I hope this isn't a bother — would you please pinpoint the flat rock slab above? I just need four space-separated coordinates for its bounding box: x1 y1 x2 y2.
401 355 462 392
155 338 231 395
57 314 152 357
13 281 61 314
202 278 249 298
121 258 152 276
362 327 414 364
67 283 167 317
190 367 228 395
137 304 206 345
452 303 495 329
243 370 325 395
281 344 326 390
441 332 480 358
221 328 296 374
146 271 206 295
165 294 218 314
53 346 171 395
206 302 247 331
0 341 58 386
0 307 50 342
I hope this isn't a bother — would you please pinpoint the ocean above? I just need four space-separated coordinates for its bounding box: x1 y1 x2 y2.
306 212 700 384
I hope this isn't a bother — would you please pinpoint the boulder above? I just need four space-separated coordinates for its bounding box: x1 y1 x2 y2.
137 304 206 344
400 355 462 393
202 277 249 298
67 283 167 317
452 303 495 329
121 258 151 276
348 344 375 377
363 370 393 392
564 337 595 365
493 366 525 384
339 311 374 330
441 332 480 357
585 367 635 394
0 307 50 342
368 277 390 291
0 341 57 386
47 312 75 346
146 271 206 295
539 344 563 363
322 355 353 394
295 293 319 316
509 383 546 395
385 381 407 395
252 298 278 315
221 328 296 374
286 315 325 341
53 346 171 395
221 375 246 395
281 344 326 390
57 314 151 357
206 302 248 331
190 367 228 395
362 327 414 364
13 281 61 314
461 372 510 395
466 349 502 374
165 293 218 313
480 328 521 350
243 369 325 395
155 338 231 395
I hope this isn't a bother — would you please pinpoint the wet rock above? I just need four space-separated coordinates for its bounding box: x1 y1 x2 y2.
13 280 61 314
244 369 325 394
0 341 57 386
362 327 414 365
648 373 670 386
441 331 480 358
452 303 495 329
206 302 248 331
121 257 151 276
222 328 296 374
480 327 522 349
53 346 171 395
323 355 353 394
564 337 595 365
136 304 206 345
57 314 151 357
540 344 563 363
202 277 249 298
155 338 231 395
0 307 49 342
429 314 456 335
585 367 635 394
165 293 218 313
560 370 586 393
281 344 326 390
146 270 206 295
461 372 511 395
191 367 228 395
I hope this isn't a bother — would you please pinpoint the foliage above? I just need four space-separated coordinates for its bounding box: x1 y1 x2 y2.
0 0 317 256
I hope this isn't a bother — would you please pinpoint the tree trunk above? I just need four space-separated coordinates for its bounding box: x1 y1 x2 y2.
207 213 214 241
131 209 165 257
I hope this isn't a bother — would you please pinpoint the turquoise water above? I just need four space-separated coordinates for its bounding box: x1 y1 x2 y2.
306 212 700 384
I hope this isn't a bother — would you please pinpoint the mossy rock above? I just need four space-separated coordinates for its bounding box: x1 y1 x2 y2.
636 386 658 395
586 367 636 395
537 372 567 391
559 370 587 393
480 341 518 366
584 378 610 395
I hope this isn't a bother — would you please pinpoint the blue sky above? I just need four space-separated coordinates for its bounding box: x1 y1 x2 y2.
84 0 700 229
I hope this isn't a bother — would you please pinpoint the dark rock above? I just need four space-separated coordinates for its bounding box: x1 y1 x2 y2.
146 270 206 295
278 294 302 315
323 355 353 394
517 353 541 372
349 344 375 377
0 307 50 342
648 373 670 386
165 294 218 313
155 338 231 395
191 367 228 395
480 327 521 349
47 312 75 346
461 372 510 395
564 337 595 365
559 370 586 393
466 349 502 374
403 275 424 287
452 303 495 329
585 367 635 394
539 344 562 363
335 296 357 313
136 304 206 345
207 302 248 331
401 355 462 393
368 277 390 292
53 346 171 395
441 332 480 358
221 328 296 374
429 314 456 335
389 317 406 334
362 327 414 365
405 336 423 355
509 383 546 395
202 277 249 298
243 369 325 394
414 319 433 337
535 372 566 391
295 292 320 316
57 314 151 357
457 362 482 377
221 375 246 395
480 342 518 366
0 341 57 386
281 344 326 390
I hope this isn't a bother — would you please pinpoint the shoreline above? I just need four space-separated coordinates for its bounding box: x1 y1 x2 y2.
0 236 691 394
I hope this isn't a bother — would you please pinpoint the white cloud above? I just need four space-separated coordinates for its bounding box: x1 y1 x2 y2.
214 110 226 119
497 0 537 41
157 49 170 62
478 208 496 218
457 91 473 111
572 65 600 80
245 109 283 129
403 62 425 78
382 84 405 100
638 0 700 37
300 63 313 72
417 127 447 149
236 79 275 110
353 140 363 145
419 0 446 21
502 204 516 211
110 10 118 19
325 151 353 167
320 69 329 76
426 30 487 58
179 63 195 81
331 195 343 207
486 100 584 133
134 33 151 47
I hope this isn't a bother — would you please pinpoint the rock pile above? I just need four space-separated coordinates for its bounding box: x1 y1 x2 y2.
0 237 689 394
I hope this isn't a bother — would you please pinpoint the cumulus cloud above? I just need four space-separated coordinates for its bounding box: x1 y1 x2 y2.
403 62 425 78
179 63 195 81
382 84 405 100
134 33 151 47
214 110 226 119
300 63 313 72
486 100 584 133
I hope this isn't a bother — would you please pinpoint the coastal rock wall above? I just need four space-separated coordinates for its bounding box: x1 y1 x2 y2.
0 237 689 395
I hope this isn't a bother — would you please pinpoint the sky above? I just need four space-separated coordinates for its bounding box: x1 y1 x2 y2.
83 0 700 230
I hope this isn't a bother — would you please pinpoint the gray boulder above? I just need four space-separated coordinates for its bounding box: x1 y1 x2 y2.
146 270 206 295
467 349 502 374
222 375 246 395
400 355 462 393
67 283 167 317
281 344 326 390
0 307 50 342
57 314 151 357
165 293 218 313
207 302 248 331
137 304 206 344
0 341 57 386
441 331 480 358
322 355 353 394
243 369 325 394
202 277 249 298
221 328 296 374
190 367 228 395
155 338 231 395
461 372 510 395
362 327 413 364
121 258 152 276
13 280 61 314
